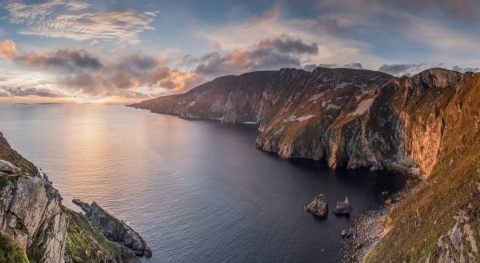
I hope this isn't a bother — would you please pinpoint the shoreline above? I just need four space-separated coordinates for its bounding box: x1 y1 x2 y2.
343 174 421 262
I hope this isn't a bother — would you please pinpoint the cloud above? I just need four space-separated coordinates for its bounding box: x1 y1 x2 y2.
5 1 156 44
0 86 64 98
0 40 16 59
372 0 480 21
310 17 352 34
195 9 378 67
258 36 318 54
305 63 364 71
194 35 318 76
452 66 480 73
16 49 102 72
378 63 428 76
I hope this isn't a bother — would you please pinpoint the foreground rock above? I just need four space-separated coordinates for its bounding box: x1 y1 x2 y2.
333 196 352 216
73 199 152 258
304 194 328 218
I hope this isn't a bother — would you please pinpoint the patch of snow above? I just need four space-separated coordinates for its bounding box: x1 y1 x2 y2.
243 121 257 125
334 82 367 90
335 82 350 89
349 97 375 116
326 103 341 110
309 91 327 102
285 114 316 122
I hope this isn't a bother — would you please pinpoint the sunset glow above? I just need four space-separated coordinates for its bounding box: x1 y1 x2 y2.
1 0 480 103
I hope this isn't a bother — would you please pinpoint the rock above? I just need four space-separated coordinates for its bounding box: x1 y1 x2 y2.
333 196 352 216
72 198 90 211
304 194 328 218
385 198 392 205
341 229 350 238
73 199 152 258
0 159 20 174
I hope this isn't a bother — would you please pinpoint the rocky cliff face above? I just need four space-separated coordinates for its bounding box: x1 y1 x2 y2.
0 132 68 263
132 67 473 177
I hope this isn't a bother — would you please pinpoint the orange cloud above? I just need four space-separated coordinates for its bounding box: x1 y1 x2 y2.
0 40 16 59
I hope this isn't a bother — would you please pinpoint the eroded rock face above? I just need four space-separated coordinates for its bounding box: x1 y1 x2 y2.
304 194 328 218
73 199 152 258
132 67 475 178
0 133 68 263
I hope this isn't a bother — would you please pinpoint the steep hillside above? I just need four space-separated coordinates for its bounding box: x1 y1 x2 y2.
133 67 480 262
367 73 480 262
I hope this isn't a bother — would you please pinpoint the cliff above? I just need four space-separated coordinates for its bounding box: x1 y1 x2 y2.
0 133 67 263
133 67 480 262
0 133 144 262
132 67 473 176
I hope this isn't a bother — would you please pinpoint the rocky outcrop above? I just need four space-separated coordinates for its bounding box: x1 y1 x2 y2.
435 210 479 263
333 196 352 216
64 208 140 263
72 199 152 258
0 132 68 263
304 194 328 218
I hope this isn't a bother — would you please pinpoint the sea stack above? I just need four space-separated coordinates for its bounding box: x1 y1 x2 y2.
333 196 352 216
304 194 328 218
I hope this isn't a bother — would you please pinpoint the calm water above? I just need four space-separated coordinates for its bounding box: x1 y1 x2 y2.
0 103 404 263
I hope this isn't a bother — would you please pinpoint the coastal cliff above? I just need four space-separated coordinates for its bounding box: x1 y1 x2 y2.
0 133 67 263
132 67 480 262
132 67 473 176
0 133 145 263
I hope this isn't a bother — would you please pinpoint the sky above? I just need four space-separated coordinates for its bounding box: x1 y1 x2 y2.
0 0 479 104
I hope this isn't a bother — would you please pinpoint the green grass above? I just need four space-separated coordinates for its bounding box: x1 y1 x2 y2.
0 233 29 263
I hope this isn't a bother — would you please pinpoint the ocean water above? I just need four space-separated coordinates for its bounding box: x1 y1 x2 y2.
0 103 404 263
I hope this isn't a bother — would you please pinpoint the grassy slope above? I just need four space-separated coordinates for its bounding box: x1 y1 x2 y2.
0 233 29 263
64 209 138 263
367 75 480 262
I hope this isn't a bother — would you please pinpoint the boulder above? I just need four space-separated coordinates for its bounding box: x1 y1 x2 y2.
333 196 352 216
304 194 328 218
341 229 351 238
